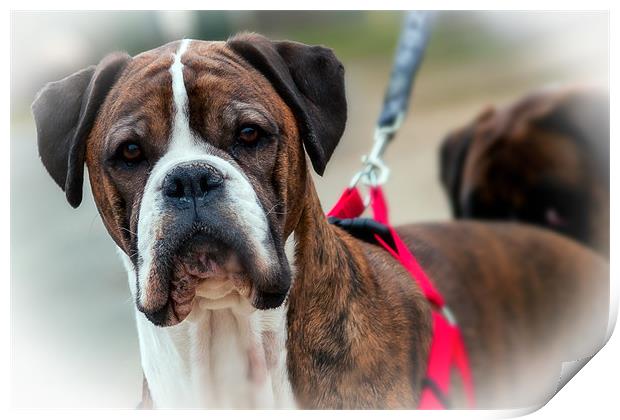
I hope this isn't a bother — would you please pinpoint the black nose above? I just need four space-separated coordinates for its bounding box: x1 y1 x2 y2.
163 162 224 205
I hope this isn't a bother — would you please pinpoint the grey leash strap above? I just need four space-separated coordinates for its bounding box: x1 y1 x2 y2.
351 11 435 190
378 11 434 131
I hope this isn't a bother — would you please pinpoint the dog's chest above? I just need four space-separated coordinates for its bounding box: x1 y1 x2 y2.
135 305 294 408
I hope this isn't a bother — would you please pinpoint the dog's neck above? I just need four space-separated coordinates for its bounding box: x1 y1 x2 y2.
285 180 432 408
289 178 368 314
122 254 295 409
285 180 370 407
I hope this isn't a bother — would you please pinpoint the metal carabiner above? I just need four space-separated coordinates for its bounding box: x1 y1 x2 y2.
348 112 403 195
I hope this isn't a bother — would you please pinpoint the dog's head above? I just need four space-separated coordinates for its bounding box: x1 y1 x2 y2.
32 34 347 326
439 87 609 253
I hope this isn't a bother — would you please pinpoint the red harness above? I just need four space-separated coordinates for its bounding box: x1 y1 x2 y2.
327 186 476 409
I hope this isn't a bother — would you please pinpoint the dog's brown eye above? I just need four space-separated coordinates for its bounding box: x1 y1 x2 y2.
238 126 260 145
120 142 143 164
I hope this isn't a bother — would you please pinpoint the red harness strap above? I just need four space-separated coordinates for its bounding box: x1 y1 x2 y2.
327 186 475 409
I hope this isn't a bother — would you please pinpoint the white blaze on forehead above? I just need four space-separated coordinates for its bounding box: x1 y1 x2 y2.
169 38 195 152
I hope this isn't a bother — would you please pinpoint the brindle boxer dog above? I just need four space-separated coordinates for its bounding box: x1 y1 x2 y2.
32 35 609 409
440 87 610 257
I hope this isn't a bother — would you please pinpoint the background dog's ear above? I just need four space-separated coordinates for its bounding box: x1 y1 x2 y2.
439 107 495 217
228 33 347 175
32 52 131 208
439 128 472 217
527 89 610 183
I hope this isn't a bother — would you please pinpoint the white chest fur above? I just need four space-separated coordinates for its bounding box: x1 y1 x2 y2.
134 304 294 408
120 250 295 409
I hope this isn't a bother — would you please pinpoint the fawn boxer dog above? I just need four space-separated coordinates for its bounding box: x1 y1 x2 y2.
32 35 609 409
440 87 610 256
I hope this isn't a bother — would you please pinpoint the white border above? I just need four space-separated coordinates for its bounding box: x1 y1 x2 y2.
5 2 617 419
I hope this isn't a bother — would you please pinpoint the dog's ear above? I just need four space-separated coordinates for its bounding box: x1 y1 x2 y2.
439 107 495 217
32 52 131 208
439 129 472 217
527 89 610 183
228 33 347 175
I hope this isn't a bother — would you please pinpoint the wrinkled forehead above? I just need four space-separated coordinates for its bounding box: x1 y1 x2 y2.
97 39 286 147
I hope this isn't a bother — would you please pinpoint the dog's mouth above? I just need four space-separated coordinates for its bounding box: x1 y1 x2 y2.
140 231 255 327
171 232 253 316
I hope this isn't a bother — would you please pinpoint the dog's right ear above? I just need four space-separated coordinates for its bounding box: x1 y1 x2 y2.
32 52 131 208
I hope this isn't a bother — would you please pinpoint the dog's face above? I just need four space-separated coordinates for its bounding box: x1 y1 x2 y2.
440 88 609 253
32 35 347 326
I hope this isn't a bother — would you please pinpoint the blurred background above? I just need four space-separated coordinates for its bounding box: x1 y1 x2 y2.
11 11 608 407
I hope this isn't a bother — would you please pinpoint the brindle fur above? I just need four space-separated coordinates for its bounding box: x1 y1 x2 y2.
285 176 607 409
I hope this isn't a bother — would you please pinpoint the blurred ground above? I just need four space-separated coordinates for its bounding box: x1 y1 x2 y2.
10 11 608 407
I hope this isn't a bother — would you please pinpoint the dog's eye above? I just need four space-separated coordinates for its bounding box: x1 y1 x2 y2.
118 142 144 166
237 125 261 145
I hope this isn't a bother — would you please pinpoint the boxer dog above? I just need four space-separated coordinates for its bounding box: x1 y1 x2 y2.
439 87 610 256
32 35 609 409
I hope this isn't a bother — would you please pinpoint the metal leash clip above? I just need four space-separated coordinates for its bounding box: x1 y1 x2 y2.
349 113 404 206
441 306 458 326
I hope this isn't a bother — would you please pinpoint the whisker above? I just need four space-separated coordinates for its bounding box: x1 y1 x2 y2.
120 226 138 236
265 202 286 216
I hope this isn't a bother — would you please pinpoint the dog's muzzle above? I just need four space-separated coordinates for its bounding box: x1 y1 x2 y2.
137 160 290 327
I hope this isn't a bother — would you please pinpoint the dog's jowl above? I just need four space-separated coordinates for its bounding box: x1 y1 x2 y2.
33 35 609 409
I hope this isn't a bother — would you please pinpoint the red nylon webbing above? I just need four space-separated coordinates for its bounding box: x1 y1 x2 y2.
327 186 475 409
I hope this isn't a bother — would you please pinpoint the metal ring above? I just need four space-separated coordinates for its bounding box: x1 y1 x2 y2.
441 306 458 326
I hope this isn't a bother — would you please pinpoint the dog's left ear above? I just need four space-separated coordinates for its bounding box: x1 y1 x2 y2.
439 128 472 217
439 107 495 217
228 33 347 175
